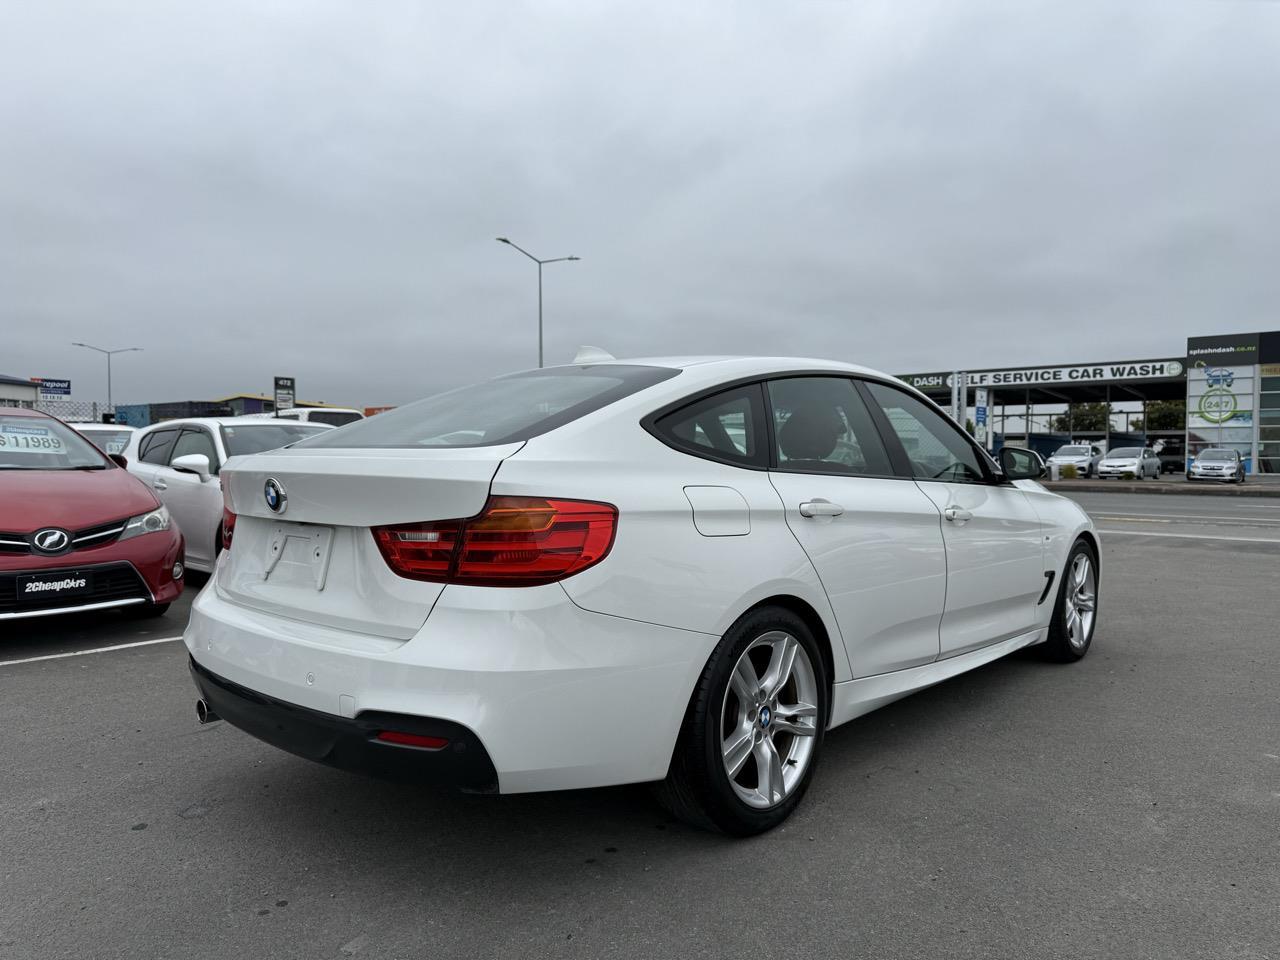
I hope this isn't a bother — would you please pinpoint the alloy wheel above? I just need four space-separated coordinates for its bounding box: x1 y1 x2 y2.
720 631 819 809
1064 553 1097 649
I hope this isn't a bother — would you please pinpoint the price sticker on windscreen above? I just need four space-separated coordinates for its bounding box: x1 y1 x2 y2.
0 423 65 453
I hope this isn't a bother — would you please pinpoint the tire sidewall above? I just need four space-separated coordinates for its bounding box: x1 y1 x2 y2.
695 607 829 835
1051 540 1099 660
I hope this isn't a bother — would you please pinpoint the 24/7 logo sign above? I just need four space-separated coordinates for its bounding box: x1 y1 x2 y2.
1197 387 1239 424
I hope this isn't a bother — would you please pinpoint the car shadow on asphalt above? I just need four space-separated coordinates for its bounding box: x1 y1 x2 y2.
197 645 1055 872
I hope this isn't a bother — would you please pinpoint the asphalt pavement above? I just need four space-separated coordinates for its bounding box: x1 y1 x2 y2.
2 495 1278 960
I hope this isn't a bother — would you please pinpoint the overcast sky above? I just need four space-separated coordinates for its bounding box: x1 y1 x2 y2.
3 1 1279 407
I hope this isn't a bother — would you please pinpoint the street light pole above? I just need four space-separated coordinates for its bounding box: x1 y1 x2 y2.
71 342 143 414
496 237 580 368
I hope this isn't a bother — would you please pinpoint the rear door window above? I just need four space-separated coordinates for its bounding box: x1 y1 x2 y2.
766 377 893 476
649 384 768 468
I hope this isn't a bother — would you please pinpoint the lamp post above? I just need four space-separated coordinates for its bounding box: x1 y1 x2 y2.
496 237 580 368
71 342 143 414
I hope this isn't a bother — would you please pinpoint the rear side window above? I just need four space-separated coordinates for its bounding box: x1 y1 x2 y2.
649 384 767 468
299 365 678 449
768 377 893 476
139 428 179 465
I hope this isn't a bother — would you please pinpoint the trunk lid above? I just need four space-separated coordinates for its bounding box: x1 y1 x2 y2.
215 444 522 639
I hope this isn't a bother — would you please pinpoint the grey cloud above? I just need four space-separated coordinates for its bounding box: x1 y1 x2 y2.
3 0 1279 406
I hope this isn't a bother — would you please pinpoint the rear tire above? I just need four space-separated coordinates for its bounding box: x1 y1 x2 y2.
1042 539 1098 662
655 606 828 836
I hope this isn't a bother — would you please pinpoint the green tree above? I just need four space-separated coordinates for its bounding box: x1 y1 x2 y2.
1131 400 1186 432
1051 402 1111 433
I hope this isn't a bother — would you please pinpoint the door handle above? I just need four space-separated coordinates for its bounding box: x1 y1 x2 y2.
153 479 167 491
799 499 844 518
943 505 972 523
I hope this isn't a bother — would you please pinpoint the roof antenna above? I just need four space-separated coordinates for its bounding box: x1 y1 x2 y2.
573 345 615 364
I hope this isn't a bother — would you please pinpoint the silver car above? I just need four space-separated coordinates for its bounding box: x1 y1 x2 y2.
1047 443 1105 478
1096 446 1161 480
1187 447 1246 484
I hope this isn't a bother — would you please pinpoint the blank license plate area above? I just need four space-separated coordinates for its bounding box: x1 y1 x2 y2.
263 523 335 590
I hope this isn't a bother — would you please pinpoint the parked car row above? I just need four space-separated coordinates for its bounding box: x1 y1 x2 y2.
0 410 330 622
1046 439 1248 482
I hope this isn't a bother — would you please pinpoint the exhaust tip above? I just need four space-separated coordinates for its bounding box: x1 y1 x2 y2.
196 699 220 725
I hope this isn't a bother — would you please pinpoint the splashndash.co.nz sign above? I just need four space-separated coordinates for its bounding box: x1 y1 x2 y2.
901 359 1185 391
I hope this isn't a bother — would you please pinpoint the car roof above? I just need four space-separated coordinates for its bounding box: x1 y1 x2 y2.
0 406 50 419
583 356 891 379
72 422 135 430
138 417 335 429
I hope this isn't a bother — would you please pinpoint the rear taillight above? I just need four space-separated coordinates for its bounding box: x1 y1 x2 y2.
221 508 236 552
372 496 617 587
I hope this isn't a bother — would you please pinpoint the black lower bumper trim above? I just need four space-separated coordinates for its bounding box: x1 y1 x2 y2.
190 658 498 793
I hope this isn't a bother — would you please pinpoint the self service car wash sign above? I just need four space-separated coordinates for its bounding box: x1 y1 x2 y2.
273 376 296 412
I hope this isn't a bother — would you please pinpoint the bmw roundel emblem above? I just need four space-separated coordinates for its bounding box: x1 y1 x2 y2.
32 528 71 554
758 705 772 729
264 478 287 514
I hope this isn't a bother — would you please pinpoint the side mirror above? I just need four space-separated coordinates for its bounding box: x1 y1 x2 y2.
108 453 128 468
171 453 212 481
999 446 1046 481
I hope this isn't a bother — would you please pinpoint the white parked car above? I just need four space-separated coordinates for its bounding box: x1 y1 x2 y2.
1187 447 1246 483
274 407 365 427
1095 446 1161 480
68 422 136 456
1046 443 1105 478
186 358 1100 835
123 418 331 572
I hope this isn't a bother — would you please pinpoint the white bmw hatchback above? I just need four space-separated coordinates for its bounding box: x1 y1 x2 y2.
187 357 1100 835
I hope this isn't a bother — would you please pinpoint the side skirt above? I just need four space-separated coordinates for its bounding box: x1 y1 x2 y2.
828 628 1048 728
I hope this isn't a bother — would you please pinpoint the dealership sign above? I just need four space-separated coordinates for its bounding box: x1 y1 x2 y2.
273 376 296 412
32 378 72 399
900 359 1185 392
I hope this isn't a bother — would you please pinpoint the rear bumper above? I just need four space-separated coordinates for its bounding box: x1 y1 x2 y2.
190 657 499 791
184 580 718 793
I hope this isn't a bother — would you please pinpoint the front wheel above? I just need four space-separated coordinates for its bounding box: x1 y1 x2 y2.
656 606 828 835
1042 540 1099 662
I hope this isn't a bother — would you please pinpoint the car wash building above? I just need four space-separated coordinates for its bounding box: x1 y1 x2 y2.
899 330 1280 475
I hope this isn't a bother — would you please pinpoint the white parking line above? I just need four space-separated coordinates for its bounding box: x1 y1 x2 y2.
0 635 182 668
1094 513 1280 524
1099 529 1280 544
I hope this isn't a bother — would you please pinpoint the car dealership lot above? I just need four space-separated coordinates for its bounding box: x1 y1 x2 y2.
2 494 1277 960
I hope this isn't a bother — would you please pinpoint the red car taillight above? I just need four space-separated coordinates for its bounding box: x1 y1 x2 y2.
372 496 617 587
221 508 237 552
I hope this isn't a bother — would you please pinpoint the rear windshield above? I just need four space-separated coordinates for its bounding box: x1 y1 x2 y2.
298 364 679 449
0 415 109 470
306 410 363 426
220 423 329 457
76 428 134 455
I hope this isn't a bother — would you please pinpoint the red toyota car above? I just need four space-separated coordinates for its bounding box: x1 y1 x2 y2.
1 408 184 621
